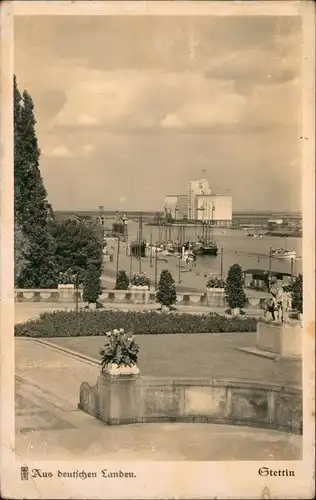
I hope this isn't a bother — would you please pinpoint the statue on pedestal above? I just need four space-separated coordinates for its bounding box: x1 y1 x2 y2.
263 276 291 323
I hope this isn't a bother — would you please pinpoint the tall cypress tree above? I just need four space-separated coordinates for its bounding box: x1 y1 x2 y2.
14 76 57 288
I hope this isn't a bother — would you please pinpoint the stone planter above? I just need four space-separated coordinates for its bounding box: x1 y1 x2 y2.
130 285 149 304
58 283 74 302
88 302 96 310
102 363 140 376
206 287 225 307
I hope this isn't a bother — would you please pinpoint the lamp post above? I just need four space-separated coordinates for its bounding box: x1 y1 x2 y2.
154 242 158 289
75 273 80 313
178 255 181 284
268 247 272 289
122 213 128 256
138 217 142 273
129 252 133 282
116 236 120 277
175 205 179 221
150 232 153 267
220 248 224 279
196 204 205 240
67 269 79 314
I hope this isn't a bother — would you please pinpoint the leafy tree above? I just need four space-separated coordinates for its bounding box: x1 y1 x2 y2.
225 263 247 310
115 270 130 290
83 266 102 304
156 269 177 308
50 217 103 284
14 76 57 288
14 220 29 286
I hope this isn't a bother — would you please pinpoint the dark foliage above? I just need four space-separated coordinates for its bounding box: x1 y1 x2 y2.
156 269 177 307
225 263 247 309
115 270 130 290
83 267 102 304
14 76 57 288
15 310 258 337
50 217 103 284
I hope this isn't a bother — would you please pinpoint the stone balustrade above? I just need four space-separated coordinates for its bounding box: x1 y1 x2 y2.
14 288 267 309
79 375 302 434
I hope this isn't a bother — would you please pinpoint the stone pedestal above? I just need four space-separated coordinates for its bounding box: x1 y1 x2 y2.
130 285 149 304
58 284 74 302
206 288 226 307
79 372 141 425
256 321 302 358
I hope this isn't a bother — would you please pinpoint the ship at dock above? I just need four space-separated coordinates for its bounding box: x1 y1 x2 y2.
192 225 218 256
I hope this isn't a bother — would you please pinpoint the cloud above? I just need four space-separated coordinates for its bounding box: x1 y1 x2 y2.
14 15 302 211
45 145 73 158
44 144 93 158
161 114 184 129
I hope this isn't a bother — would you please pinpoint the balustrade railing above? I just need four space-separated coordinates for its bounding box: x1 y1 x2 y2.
14 288 267 309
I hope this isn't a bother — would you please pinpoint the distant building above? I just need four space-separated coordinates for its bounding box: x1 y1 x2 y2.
177 195 188 220
188 179 211 220
164 195 179 219
196 194 232 226
268 219 283 230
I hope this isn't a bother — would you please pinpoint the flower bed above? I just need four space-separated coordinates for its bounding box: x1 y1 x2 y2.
14 310 257 337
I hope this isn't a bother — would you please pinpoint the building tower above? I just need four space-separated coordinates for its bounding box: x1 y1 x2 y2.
188 179 211 220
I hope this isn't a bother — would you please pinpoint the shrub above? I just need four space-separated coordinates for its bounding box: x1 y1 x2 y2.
115 270 129 290
15 310 257 337
225 263 247 310
206 274 225 289
291 274 303 313
156 269 177 308
100 328 139 368
130 272 151 287
83 267 102 303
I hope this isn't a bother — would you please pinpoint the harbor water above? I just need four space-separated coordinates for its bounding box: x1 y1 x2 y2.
127 222 302 277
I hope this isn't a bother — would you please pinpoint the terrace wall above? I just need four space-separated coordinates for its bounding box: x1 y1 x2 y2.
79 376 302 434
14 288 268 309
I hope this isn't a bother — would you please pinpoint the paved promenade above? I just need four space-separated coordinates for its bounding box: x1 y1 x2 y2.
15 338 302 460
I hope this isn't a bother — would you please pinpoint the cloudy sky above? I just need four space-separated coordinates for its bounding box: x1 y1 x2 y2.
14 14 302 212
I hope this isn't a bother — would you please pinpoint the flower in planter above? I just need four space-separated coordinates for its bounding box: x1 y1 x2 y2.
130 272 151 288
206 274 226 289
100 327 139 369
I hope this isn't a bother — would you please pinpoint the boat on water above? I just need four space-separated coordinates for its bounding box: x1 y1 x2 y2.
270 248 296 259
200 242 218 256
247 232 264 238
191 242 204 255
270 237 296 259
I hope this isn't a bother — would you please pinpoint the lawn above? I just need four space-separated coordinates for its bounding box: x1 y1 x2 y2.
49 332 301 387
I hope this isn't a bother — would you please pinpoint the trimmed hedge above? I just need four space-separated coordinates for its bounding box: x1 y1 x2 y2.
14 310 257 337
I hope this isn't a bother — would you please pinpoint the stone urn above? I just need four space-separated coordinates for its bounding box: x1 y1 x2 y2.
58 283 75 302
206 287 225 307
131 285 150 304
101 363 140 376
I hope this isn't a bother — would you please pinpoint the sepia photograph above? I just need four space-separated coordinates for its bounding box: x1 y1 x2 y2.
0 1 315 499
